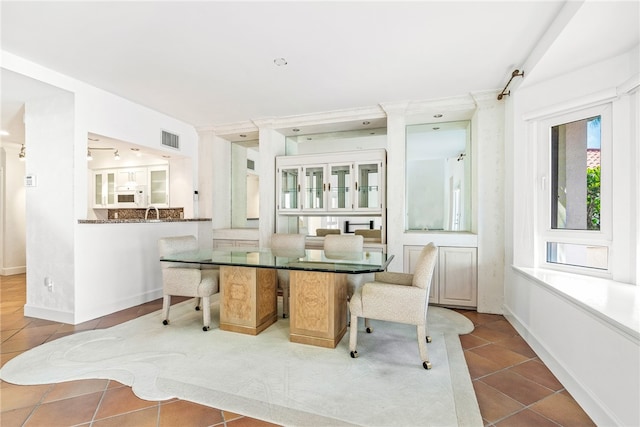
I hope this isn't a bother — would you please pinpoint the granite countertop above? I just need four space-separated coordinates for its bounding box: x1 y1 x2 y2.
78 218 212 224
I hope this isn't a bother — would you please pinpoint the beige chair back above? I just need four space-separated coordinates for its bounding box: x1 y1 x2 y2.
158 235 199 269
316 228 341 237
271 233 306 258
411 243 438 290
324 234 364 260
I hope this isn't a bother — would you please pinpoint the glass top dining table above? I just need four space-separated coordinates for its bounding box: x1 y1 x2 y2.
160 248 394 274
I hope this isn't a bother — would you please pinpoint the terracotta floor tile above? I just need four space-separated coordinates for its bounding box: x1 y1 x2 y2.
0 406 34 427
0 382 53 412
459 311 503 326
480 370 555 406
459 333 489 350
1 351 23 366
494 335 537 358
226 416 281 427
1 335 50 354
468 343 531 370
92 406 159 427
482 318 518 336
94 386 158 420
223 410 246 422
1 329 20 341
509 359 564 391
159 400 224 427
463 348 504 379
472 380 524 423
495 408 559 427
469 325 515 343
25 391 103 426
42 379 109 403
530 392 596 426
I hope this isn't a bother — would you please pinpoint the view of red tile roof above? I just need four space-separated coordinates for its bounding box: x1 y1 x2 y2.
587 148 600 168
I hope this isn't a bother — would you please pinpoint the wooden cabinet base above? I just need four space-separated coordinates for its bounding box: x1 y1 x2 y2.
289 270 348 348
219 265 277 335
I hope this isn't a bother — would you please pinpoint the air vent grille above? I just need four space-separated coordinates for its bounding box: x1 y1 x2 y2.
247 159 255 170
161 130 180 149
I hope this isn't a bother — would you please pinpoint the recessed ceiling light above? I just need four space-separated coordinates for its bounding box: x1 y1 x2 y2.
362 121 370 125
433 114 443 118
274 58 287 66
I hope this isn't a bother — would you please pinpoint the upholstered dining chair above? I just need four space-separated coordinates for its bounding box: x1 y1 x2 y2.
316 228 341 237
348 242 438 369
354 229 382 242
271 233 307 318
158 235 219 331
324 234 367 326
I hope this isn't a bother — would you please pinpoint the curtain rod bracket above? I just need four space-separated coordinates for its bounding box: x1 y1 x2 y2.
497 69 525 100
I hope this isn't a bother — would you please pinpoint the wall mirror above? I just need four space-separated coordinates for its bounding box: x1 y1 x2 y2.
405 120 471 232
231 139 259 228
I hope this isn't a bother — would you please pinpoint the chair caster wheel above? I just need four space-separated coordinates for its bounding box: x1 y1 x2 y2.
195 306 201 311
426 336 432 343
350 351 358 358
162 320 169 325
203 326 210 332
366 327 373 333
423 361 432 370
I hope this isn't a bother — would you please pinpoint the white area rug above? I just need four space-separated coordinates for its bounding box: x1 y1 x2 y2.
1 301 482 427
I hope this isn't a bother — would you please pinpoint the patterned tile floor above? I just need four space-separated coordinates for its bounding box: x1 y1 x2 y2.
1 274 595 426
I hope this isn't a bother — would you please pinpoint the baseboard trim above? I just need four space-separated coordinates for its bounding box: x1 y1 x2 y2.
23 304 75 324
1 266 26 276
74 289 164 324
503 305 620 427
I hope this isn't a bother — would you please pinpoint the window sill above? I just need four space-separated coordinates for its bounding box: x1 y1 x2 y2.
513 266 640 342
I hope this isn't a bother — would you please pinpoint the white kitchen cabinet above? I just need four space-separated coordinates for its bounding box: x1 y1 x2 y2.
93 170 116 207
276 149 385 215
404 245 477 308
148 166 169 207
116 168 147 188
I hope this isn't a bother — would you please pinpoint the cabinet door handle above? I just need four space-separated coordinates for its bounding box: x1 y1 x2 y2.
323 183 326 191
328 183 331 191
355 182 358 191
297 184 300 192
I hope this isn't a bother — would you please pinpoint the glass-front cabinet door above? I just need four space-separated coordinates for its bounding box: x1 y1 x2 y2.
328 163 352 211
148 166 169 206
303 165 326 211
278 166 301 211
93 170 115 207
355 161 381 211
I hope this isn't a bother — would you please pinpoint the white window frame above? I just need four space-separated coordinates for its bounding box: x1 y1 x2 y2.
535 103 612 277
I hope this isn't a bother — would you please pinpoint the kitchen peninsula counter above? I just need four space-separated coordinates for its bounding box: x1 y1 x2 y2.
78 218 211 224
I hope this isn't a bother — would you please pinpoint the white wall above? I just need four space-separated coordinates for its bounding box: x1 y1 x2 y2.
506 47 639 426
0 144 27 275
3 51 204 323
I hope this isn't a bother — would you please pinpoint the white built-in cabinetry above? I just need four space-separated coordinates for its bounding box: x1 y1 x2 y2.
404 245 477 308
92 165 169 208
94 170 116 207
276 149 385 215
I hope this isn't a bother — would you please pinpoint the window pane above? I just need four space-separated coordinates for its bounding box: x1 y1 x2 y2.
550 116 601 230
546 242 608 270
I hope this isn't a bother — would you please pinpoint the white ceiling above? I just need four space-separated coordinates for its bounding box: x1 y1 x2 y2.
1 1 638 147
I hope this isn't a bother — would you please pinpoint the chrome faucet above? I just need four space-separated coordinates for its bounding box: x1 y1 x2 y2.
145 205 159 220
